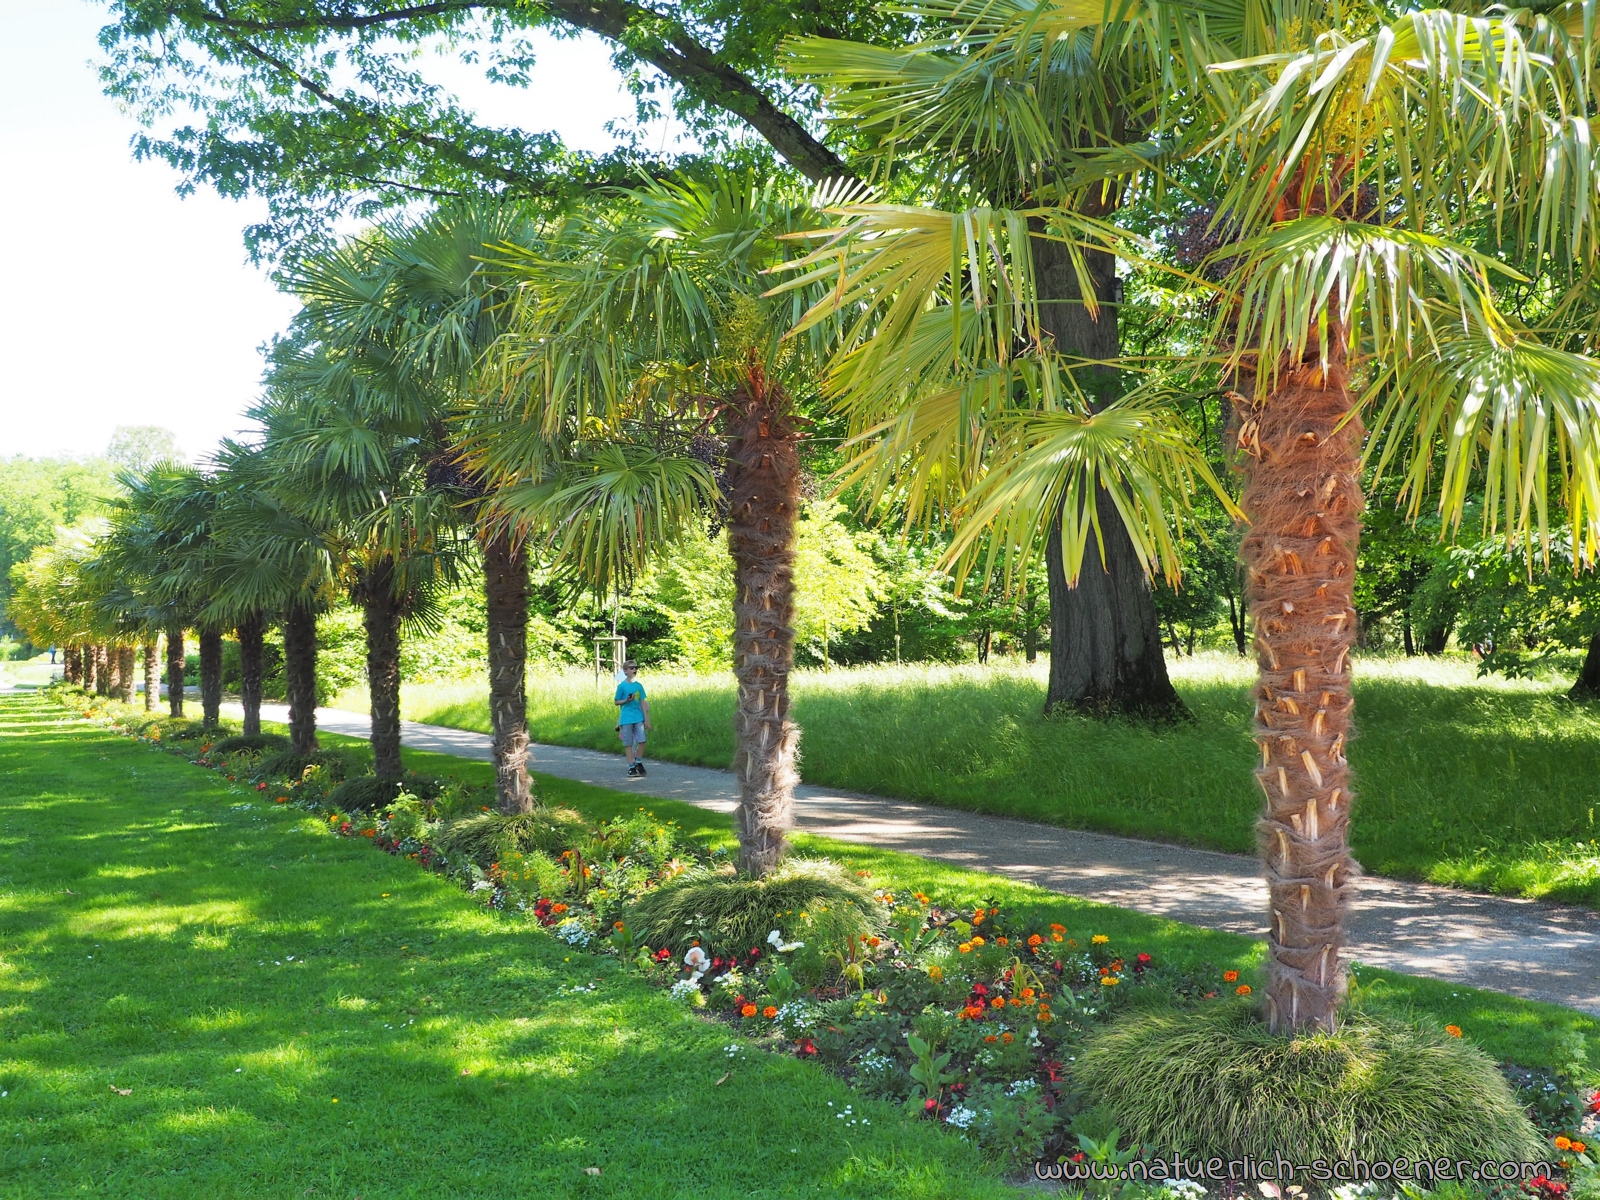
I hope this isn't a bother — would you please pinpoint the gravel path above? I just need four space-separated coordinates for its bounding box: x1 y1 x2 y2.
249 703 1600 1015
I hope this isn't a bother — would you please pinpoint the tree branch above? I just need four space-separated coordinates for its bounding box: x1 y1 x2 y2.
189 1 852 183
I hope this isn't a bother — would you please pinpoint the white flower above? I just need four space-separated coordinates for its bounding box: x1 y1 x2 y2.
944 1104 976 1130
684 946 709 971
1005 1078 1037 1097
470 880 493 892
766 929 804 953
1166 1182 1207 1199
669 979 701 1001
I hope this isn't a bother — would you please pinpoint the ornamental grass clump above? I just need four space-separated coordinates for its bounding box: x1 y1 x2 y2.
626 858 886 955
433 806 586 868
328 772 443 812
1075 1002 1543 1163
252 747 361 787
210 732 290 756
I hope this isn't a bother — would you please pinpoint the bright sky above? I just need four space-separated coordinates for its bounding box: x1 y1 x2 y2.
0 1 672 463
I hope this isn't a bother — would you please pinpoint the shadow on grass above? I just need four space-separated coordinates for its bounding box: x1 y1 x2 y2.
0 696 1017 1200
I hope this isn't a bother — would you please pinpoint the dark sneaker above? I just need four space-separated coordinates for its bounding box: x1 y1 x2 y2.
634 764 647 777
627 763 642 777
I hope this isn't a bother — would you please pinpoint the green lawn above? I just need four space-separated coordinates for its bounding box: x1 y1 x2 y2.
0 694 1023 1199
340 655 1600 906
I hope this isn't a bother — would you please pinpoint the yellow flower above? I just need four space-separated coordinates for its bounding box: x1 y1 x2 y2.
1091 934 1109 945
1100 976 1120 987
969 935 985 947
1556 1137 1573 1151
958 943 973 954
928 965 944 981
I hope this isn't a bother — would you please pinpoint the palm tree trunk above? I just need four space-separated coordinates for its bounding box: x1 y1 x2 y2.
107 647 122 699
1570 630 1600 700
142 642 158 711
165 623 185 718
117 646 136 704
282 602 319 754
198 629 223 729
64 645 80 685
1033 231 1186 719
726 373 801 877
483 530 533 814
237 614 264 736
1239 359 1363 1035
94 645 110 696
362 577 404 780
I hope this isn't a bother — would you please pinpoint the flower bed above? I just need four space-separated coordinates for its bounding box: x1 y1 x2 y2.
57 686 1600 1190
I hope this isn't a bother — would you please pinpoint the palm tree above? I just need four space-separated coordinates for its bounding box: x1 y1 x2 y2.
784 0 1231 717
482 176 828 875
257 342 463 780
782 3 1600 1032
285 202 547 811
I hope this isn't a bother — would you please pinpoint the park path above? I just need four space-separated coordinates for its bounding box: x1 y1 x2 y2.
248 702 1600 1016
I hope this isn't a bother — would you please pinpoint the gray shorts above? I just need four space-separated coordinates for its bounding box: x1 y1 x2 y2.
618 722 647 747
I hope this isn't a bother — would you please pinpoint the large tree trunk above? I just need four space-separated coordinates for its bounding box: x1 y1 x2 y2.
237 614 264 736
362 575 404 780
63 645 80 685
1239 359 1363 1035
1033 230 1186 719
142 641 158 711
727 372 801 877
165 623 185 718
198 629 223 729
1570 631 1600 700
117 646 136 704
106 647 122 700
94 645 110 696
483 530 533 814
282 602 319 754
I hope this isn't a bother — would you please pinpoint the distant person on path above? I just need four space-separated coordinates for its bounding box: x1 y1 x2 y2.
614 660 651 777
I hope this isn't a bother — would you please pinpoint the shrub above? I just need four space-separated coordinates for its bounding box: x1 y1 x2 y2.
328 773 442 812
210 733 290 756
1074 1001 1543 1163
495 849 569 901
383 793 432 844
625 858 887 956
433 807 588 868
252 748 361 785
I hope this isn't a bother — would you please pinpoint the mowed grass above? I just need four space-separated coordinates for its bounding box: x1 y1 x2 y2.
336 655 1600 907
0 695 1023 1200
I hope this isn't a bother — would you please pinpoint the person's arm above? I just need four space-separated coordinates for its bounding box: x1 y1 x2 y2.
614 684 627 707
641 694 651 730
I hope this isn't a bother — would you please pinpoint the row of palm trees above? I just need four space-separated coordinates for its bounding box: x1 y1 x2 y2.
18 0 1600 1038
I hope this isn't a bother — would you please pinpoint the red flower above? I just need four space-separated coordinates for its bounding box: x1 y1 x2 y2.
971 983 989 996
923 1098 939 1115
255 782 267 791
795 1038 817 1057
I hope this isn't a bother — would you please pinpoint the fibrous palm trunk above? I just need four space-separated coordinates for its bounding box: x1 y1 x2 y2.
237 614 264 736
142 642 158 711
726 369 801 877
64 646 80 685
362 578 404 781
94 646 110 696
107 647 122 699
1570 631 1600 700
483 530 532 814
282 602 319 754
1032 232 1185 719
1238 356 1363 1035
198 629 223 729
165 623 185 718
117 646 136 704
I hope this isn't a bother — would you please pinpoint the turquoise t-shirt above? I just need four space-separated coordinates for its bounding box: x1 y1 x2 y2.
615 681 646 724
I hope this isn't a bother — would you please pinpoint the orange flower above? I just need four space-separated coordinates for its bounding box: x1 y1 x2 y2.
996 936 1009 946
1223 970 1239 983
1027 934 1043 947
1020 988 1035 1000
763 1006 778 1019
928 965 944 982
741 1003 758 1018
1051 933 1063 943
867 936 881 948
984 1034 998 1044
1236 984 1252 996
958 943 973 954
913 892 930 904
1009 997 1024 1007
1445 1024 1463 1038
1049 923 1065 933
969 936 985 947
1555 1137 1573 1151
991 997 1005 1009
1001 1032 1014 1044
1574 1142 1588 1154
551 903 568 914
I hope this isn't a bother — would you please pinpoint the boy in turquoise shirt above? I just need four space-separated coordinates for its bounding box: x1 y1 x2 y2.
613 660 651 777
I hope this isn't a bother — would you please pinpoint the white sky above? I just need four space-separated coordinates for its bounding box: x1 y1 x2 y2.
0 1 674 462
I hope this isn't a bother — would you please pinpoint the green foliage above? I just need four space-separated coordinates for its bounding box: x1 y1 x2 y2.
432 807 589 869
327 773 442 812
251 747 361 786
209 733 290 756
0 456 116 635
493 848 570 901
625 857 887 955
1076 1002 1543 1162
382 793 432 844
